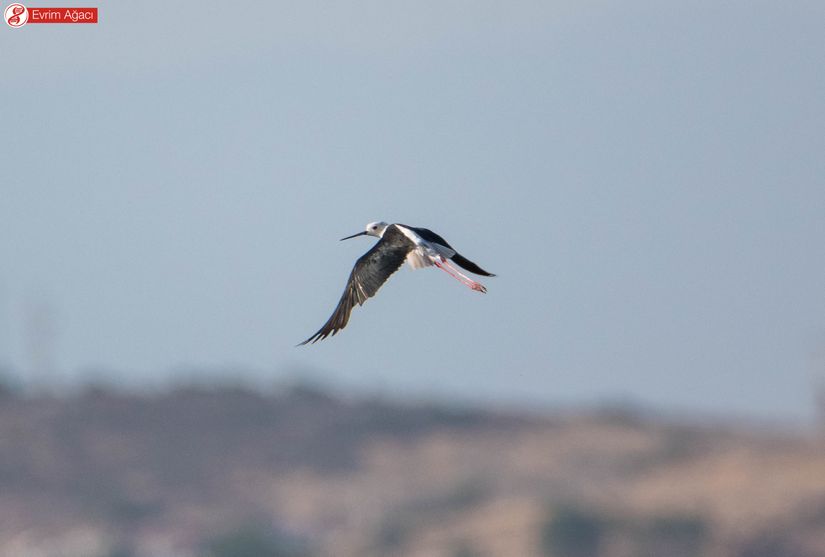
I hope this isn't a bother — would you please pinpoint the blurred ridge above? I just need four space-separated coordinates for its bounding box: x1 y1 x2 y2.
0 373 824 557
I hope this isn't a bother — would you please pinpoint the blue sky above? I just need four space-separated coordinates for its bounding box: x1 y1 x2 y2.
1 0 824 422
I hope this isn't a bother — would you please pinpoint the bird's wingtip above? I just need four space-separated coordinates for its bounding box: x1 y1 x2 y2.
296 335 316 347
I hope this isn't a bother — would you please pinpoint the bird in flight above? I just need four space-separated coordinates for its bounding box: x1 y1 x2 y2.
299 222 495 345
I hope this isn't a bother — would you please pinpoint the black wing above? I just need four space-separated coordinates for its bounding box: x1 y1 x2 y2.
407 225 496 277
407 226 453 248
299 226 415 345
449 253 496 277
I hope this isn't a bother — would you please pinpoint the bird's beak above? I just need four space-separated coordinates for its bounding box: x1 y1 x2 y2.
340 231 368 241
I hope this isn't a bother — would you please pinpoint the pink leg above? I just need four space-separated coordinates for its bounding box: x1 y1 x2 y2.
434 258 487 293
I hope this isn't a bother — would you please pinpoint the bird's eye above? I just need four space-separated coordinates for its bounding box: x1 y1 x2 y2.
372 226 377 230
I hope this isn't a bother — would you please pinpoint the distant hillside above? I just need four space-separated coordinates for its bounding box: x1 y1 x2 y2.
0 382 823 557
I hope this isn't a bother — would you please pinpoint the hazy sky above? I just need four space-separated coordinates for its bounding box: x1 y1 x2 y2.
2 0 824 422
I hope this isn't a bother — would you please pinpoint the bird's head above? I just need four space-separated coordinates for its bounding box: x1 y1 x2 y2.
341 221 389 241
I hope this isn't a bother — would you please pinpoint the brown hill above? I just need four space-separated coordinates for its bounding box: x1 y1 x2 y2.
0 382 823 557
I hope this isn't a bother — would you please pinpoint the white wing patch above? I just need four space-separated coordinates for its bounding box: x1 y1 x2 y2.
406 248 433 269
404 244 456 270
395 225 456 270
396 225 424 245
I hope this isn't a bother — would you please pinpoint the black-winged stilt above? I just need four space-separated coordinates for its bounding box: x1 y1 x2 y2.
299 222 495 345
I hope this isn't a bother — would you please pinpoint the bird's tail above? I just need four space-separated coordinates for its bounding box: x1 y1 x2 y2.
451 253 495 276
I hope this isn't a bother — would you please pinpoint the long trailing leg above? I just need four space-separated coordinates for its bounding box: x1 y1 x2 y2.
434 257 487 293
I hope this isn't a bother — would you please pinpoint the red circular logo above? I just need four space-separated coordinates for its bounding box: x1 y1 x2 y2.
5 3 28 27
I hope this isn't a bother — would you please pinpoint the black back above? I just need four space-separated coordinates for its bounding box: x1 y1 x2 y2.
405 225 453 248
